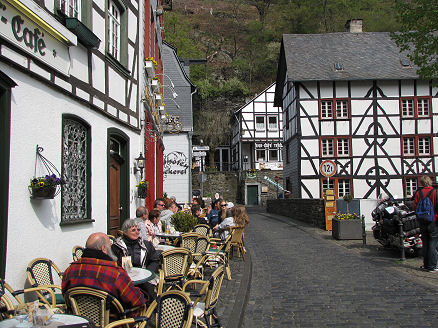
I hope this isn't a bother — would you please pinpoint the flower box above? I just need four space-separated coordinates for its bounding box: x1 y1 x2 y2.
332 218 362 240
137 181 148 199
151 79 160 93
155 93 163 106
145 60 156 78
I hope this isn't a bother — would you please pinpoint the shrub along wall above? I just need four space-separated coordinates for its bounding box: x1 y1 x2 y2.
267 199 326 229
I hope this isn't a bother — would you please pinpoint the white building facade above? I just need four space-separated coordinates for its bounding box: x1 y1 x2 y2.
274 24 437 200
0 0 147 288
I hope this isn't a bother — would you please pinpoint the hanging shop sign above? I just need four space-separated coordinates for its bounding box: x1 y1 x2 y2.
0 0 74 75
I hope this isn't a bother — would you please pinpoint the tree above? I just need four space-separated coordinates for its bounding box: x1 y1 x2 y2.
245 0 277 26
392 0 438 80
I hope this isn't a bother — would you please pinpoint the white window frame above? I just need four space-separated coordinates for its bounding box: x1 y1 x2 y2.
321 139 334 157
322 179 335 191
417 99 430 117
108 0 121 61
403 137 415 156
336 100 349 119
321 101 333 119
255 116 265 131
268 149 278 162
256 149 266 162
401 99 414 117
337 138 350 157
338 179 351 198
418 137 431 155
59 0 81 19
405 178 418 198
268 116 278 131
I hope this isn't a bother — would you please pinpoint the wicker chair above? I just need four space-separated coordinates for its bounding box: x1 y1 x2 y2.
192 224 212 237
157 248 191 295
0 278 57 319
206 233 233 281
72 246 84 262
181 232 202 253
183 266 225 328
26 258 64 308
188 235 211 280
65 286 146 328
228 226 246 260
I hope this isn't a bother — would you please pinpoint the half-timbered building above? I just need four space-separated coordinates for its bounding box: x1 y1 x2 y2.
274 20 437 200
0 0 162 288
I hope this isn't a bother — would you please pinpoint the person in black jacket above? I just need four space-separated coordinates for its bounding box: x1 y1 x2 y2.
112 219 160 304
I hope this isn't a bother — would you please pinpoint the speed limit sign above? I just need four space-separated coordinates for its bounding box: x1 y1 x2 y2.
320 160 336 177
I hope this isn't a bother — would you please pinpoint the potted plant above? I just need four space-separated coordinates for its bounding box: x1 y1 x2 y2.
29 174 63 199
170 211 198 233
145 57 157 77
332 212 362 240
137 180 148 199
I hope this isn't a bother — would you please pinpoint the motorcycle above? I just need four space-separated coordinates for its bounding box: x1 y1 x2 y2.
371 195 422 256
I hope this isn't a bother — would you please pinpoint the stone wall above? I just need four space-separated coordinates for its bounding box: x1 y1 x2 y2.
267 199 326 229
192 170 239 203
242 170 283 206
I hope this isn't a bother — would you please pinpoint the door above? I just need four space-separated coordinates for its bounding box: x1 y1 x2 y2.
109 156 121 236
247 185 259 205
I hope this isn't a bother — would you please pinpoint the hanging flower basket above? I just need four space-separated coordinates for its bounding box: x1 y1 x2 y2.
29 175 62 199
137 181 148 199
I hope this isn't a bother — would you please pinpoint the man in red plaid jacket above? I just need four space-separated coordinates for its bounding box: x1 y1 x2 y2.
62 232 145 308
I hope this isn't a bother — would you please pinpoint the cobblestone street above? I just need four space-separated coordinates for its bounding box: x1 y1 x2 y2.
241 207 438 327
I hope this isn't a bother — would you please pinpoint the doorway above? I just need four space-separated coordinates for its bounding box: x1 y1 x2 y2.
247 185 259 205
107 130 129 236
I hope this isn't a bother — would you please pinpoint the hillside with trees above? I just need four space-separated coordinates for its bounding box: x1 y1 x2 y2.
163 0 402 160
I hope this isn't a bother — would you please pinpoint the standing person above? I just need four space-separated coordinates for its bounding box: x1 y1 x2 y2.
414 176 438 272
112 219 160 304
135 206 149 241
62 233 145 309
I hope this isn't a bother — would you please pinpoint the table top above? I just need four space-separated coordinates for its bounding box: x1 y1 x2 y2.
156 232 181 239
155 244 175 252
128 267 154 285
0 314 90 328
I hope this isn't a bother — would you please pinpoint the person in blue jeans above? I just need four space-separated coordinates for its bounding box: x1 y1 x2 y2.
207 198 223 229
414 176 438 272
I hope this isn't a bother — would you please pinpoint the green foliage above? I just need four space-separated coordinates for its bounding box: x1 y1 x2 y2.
392 0 438 80
170 211 198 232
343 194 353 203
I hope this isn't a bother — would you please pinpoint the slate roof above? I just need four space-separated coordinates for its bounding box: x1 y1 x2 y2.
282 32 419 82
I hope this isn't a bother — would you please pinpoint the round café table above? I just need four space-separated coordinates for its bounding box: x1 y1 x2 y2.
128 267 155 285
155 244 175 252
0 313 90 328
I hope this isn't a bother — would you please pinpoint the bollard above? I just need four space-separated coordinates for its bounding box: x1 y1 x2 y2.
398 214 406 261
361 214 366 246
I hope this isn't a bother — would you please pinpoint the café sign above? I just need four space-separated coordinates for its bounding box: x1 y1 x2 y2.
0 0 73 75
255 142 282 149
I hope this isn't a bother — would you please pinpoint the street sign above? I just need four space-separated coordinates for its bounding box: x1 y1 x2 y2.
193 145 210 151
193 151 207 157
320 160 337 177
274 176 279 182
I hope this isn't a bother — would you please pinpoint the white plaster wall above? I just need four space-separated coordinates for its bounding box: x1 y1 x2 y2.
378 81 398 97
2 64 142 289
400 80 415 96
108 66 126 105
69 44 89 82
319 81 333 98
163 134 191 203
335 81 349 98
93 9 106 55
299 81 317 100
350 81 372 98
379 99 399 115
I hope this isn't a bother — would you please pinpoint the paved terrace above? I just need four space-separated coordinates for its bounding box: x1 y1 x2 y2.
217 206 438 328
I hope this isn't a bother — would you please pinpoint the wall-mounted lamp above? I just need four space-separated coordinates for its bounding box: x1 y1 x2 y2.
156 73 175 88
163 84 178 98
133 152 145 180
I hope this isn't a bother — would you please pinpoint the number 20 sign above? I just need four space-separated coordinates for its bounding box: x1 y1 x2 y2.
320 160 337 177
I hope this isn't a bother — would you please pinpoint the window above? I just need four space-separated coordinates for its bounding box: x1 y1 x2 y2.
62 116 91 224
269 149 278 161
321 139 334 156
405 178 418 198
255 116 265 131
58 0 80 18
321 178 352 198
320 99 350 119
107 0 120 60
402 135 432 156
268 116 278 131
256 149 266 161
401 97 431 118
321 137 350 157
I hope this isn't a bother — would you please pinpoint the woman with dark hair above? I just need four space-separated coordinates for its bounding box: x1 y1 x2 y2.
112 219 160 304
213 205 249 240
207 198 223 229
144 209 162 244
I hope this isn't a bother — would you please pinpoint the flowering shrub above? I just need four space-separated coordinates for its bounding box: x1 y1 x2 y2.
145 57 158 67
136 180 148 189
29 174 62 190
334 212 360 220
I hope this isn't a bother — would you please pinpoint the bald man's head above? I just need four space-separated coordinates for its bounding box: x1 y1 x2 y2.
85 233 117 261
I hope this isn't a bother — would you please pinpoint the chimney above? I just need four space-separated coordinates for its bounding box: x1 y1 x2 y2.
345 19 363 33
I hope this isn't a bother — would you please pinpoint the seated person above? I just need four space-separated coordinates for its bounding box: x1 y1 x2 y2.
213 205 250 240
112 220 160 304
192 204 208 225
207 199 223 229
144 209 162 244
62 232 145 309
160 199 179 228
